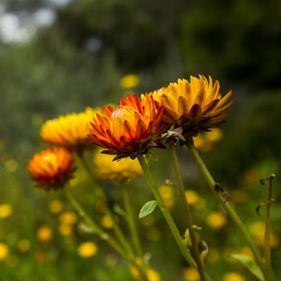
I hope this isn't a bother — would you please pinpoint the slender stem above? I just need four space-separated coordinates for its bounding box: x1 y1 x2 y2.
187 144 275 281
264 176 274 266
121 183 143 257
171 145 207 281
64 189 128 259
77 153 135 258
138 155 213 281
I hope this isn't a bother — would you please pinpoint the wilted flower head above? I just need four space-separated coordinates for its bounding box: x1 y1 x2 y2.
27 147 74 190
152 75 232 140
93 148 143 183
40 108 100 152
88 95 165 160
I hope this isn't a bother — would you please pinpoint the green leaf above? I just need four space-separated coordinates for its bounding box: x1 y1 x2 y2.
139 200 157 219
231 254 264 281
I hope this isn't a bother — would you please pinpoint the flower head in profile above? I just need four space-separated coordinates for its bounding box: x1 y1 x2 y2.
152 75 232 141
88 95 165 160
40 107 100 153
93 148 143 183
27 147 74 190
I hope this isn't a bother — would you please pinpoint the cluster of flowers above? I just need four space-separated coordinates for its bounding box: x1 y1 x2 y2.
28 75 232 189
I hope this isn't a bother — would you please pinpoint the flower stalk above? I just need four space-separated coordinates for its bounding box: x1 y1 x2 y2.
171 145 207 281
187 144 275 281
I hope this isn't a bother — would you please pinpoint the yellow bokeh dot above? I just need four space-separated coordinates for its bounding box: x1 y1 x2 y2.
37 226 53 242
159 185 175 209
183 267 200 281
147 268 161 281
49 200 63 214
207 211 227 229
0 243 9 261
223 272 245 281
185 190 205 209
17 239 31 253
78 241 98 258
59 223 73 237
0 204 13 219
120 74 140 89
100 214 113 229
59 211 78 225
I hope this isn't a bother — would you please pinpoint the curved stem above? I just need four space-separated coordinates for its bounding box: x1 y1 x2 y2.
171 145 207 281
121 183 143 257
187 144 275 281
138 155 213 281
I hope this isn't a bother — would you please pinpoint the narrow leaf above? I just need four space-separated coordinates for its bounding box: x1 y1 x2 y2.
231 254 264 281
139 200 157 219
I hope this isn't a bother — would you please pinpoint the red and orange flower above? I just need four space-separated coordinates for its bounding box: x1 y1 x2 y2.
27 147 74 190
151 75 232 140
88 95 165 159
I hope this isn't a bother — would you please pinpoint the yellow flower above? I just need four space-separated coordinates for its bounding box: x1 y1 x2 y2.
159 184 175 209
120 74 140 89
48 200 64 214
88 95 165 160
37 226 53 242
59 211 78 225
193 128 223 152
185 190 205 209
93 148 143 183
59 223 73 237
78 241 98 258
152 75 232 140
0 204 13 219
223 272 245 281
17 239 31 253
147 268 161 281
183 267 200 281
206 211 227 229
0 243 9 261
100 214 113 229
27 147 74 190
40 107 100 151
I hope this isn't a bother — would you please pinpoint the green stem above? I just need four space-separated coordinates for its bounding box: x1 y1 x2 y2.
77 153 135 258
187 144 275 281
64 189 128 259
121 183 143 257
264 176 274 267
138 155 213 281
171 145 207 281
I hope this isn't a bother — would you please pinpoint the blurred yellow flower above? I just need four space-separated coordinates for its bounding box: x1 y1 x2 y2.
0 243 9 261
185 190 205 209
17 239 31 253
0 204 13 219
48 200 64 214
147 268 161 281
93 148 143 183
183 267 200 281
59 211 78 225
223 272 245 281
37 226 53 242
78 241 98 258
40 107 100 151
249 221 279 247
193 128 223 152
100 214 113 229
59 223 73 237
120 74 140 89
206 211 227 229
159 185 175 209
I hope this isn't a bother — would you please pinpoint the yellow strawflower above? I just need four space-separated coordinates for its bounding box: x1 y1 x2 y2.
0 243 9 261
78 241 98 258
40 107 100 151
0 204 13 219
206 211 227 229
120 74 140 89
93 148 143 183
223 272 245 281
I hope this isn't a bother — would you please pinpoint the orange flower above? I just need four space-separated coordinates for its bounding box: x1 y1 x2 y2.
152 75 232 139
88 95 164 159
27 147 74 190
